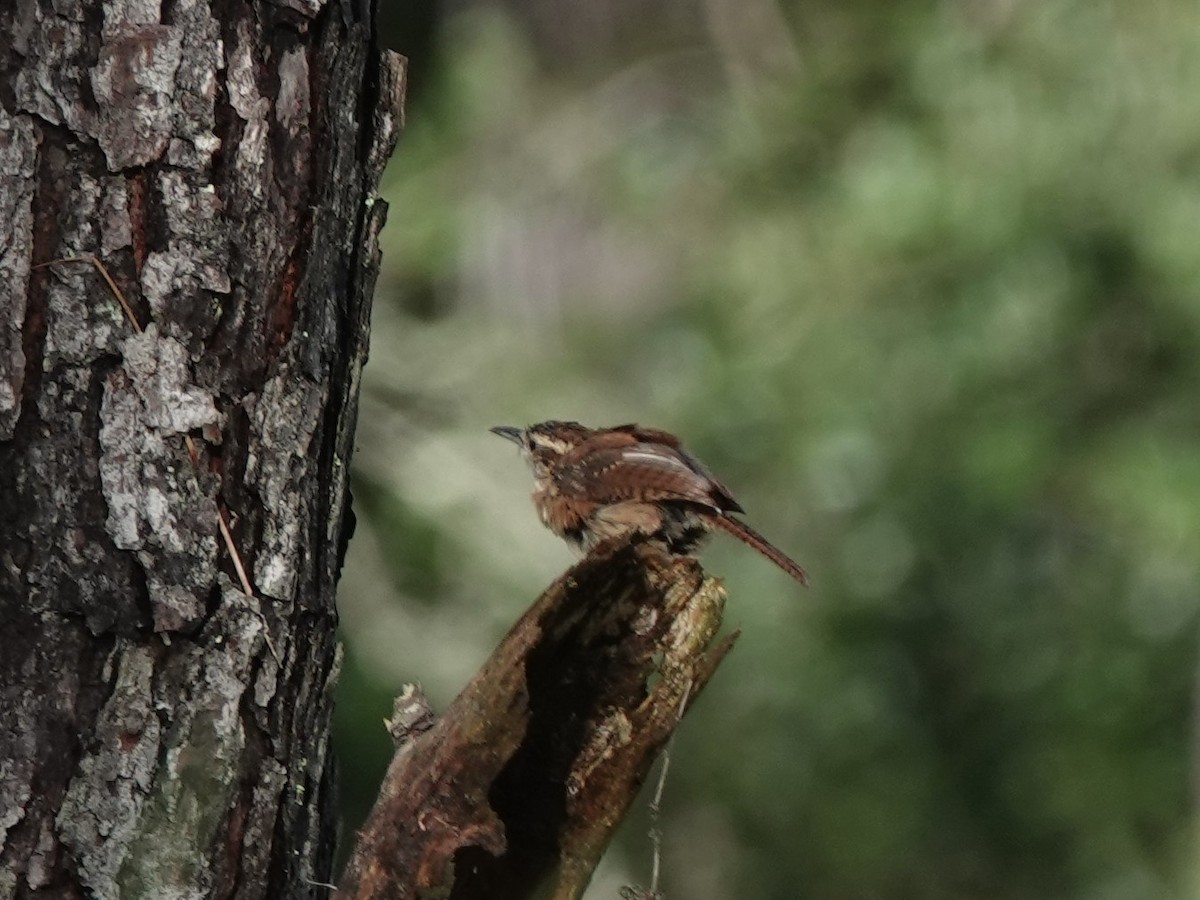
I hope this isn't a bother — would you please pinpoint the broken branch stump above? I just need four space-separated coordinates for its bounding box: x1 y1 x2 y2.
336 539 738 900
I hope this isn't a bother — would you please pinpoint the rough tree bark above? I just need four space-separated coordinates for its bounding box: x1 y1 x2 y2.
0 0 403 896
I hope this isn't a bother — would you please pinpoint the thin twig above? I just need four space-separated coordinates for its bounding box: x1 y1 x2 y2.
33 254 144 333
301 876 337 892
644 676 694 899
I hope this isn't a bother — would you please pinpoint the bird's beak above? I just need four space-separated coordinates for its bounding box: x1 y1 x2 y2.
489 425 524 446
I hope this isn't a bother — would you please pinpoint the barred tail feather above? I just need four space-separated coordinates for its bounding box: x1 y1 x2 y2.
711 515 809 586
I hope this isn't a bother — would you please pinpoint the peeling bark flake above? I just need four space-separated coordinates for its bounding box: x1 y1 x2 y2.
275 47 311 144
269 0 329 21
226 20 270 195
92 26 184 170
245 369 324 600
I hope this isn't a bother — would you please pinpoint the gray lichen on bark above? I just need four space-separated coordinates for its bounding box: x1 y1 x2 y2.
99 324 222 631
42 175 133 366
14 0 222 171
142 170 231 341
57 581 276 899
0 109 36 440
56 647 161 900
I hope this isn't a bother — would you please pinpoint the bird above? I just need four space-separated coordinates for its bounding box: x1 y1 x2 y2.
490 421 808 585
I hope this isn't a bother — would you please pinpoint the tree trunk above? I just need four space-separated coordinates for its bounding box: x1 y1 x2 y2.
0 1 403 896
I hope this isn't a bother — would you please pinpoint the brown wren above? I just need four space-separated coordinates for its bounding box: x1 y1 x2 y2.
491 421 809 584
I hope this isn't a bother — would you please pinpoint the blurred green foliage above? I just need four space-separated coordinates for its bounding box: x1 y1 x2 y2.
337 1 1200 897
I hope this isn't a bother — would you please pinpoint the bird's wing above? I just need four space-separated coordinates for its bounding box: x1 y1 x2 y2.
605 425 744 513
554 436 739 512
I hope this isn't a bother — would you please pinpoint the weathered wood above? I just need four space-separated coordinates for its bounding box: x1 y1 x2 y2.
0 1 404 897
337 540 737 900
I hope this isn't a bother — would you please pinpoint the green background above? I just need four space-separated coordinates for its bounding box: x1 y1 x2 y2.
335 3 1200 897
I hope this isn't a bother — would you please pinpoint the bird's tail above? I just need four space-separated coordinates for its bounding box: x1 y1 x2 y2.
711 515 809 586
